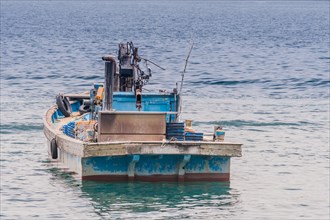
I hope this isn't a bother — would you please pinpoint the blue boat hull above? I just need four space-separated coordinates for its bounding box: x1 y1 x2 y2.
81 154 230 182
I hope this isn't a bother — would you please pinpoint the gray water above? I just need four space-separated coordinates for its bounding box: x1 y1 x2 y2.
0 1 329 219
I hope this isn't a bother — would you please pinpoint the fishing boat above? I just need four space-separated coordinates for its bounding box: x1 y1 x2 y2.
43 42 242 182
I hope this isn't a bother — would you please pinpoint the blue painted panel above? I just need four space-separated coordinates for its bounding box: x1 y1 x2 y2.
71 101 81 112
112 93 177 111
135 155 182 175
185 156 230 173
208 156 230 172
111 92 178 122
81 155 230 176
82 155 133 175
52 93 178 122
185 155 207 172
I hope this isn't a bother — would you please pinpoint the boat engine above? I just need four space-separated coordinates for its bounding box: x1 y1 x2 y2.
117 42 152 110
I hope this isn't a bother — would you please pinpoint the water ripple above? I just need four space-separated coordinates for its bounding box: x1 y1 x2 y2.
195 120 315 128
0 123 43 133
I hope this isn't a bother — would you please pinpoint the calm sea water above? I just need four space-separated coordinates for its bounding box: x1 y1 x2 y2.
1 1 329 219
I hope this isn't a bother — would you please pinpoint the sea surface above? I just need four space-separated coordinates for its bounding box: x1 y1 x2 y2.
0 1 329 219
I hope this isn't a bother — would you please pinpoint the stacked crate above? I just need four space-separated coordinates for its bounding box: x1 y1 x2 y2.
185 132 204 141
166 123 184 141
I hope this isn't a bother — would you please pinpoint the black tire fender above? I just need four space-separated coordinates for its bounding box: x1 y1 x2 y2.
79 104 91 115
50 138 58 159
56 95 72 117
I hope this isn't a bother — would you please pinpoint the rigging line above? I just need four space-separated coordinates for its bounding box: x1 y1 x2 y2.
141 57 166 70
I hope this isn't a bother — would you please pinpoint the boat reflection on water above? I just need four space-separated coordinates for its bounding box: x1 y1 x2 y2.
46 166 241 218
79 180 241 218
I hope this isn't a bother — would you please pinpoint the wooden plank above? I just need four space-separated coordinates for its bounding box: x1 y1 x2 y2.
98 134 165 142
64 93 89 100
84 141 242 157
199 144 242 157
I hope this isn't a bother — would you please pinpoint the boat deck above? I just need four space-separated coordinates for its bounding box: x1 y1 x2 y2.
44 106 242 158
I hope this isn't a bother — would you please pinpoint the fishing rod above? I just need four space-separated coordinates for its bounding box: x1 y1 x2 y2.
179 41 194 94
177 41 194 121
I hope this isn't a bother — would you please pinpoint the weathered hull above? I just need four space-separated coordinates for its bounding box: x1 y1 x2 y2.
44 105 242 182
83 173 230 182
81 154 231 182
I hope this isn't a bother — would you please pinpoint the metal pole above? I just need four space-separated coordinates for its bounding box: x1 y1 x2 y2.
103 57 115 111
